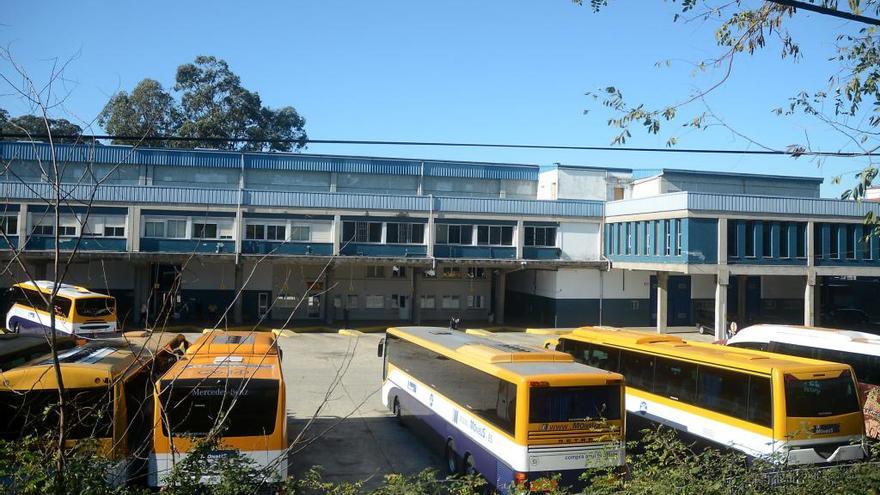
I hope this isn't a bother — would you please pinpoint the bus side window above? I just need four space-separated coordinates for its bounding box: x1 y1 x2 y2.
495 381 517 427
746 376 772 427
619 351 655 391
588 344 620 372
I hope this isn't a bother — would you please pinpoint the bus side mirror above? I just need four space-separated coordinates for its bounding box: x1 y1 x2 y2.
377 338 385 358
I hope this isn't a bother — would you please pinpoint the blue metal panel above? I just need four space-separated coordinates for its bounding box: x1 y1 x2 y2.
142 209 236 218
0 236 18 250
523 247 561 260
340 243 427 257
140 238 235 254
424 161 538 181
246 153 422 175
434 245 516 259
770 222 781 259
820 223 831 260
241 241 332 256
686 218 717 264
25 236 126 252
0 204 19 212
29 205 128 215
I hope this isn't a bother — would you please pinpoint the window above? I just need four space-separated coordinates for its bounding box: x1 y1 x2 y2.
625 223 632 255
619 350 655 391
144 221 164 238
436 224 473 245
31 224 53 236
530 385 621 423
0 216 16 235
784 373 859 417
245 224 265 240
745 221 756 257
167 219 187 239
846 224 856 260
160 378 278 437
365 295 385 309
675 219 682 256
664 220 671 256
796 223 807 258
104 226 124 237
524 226 557 247
653 221 660 256
727 221 738 257
829 224 842 259
366 266 385 278
57 226 76 237
193 223 218 239
442 267 462 279
441 295 461 309
476 225 514 246
863 232 873 261
653 357 697 403
696 366 748 421
635 222 641 255
385 334 517 435
386 223 425 244
467 267 485 279
762 223 772 258
391 266 406 278
289 225 307 241
420 295 436 309
347 294 358 309
342 221 382 243
780 223 790 258
467 295 485 309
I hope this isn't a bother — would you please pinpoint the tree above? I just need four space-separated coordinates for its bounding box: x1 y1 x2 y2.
577 1 880 214
99 55 308 152
97 79 180 147
0 110 84 144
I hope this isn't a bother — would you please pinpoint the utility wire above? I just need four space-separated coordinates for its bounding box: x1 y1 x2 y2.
1 133 878 157
766 0 880 25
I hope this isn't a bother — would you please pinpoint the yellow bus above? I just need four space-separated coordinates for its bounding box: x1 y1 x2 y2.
551 326 866 464
6 280 117 336
150 331 287 488
0 332 188 484
378 326 625 493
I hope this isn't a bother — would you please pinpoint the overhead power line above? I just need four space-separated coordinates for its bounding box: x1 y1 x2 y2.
766 0 880 25
0 132 878 157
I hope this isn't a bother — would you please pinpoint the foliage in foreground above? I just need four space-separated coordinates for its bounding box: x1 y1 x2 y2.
2 428 880 494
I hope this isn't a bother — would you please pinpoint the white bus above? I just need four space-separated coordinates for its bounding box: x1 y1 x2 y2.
6 281 117 336
726 324 880 439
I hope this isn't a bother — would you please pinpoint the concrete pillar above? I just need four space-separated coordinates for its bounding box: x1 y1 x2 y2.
232 263 244 325
494 270 506 325
715 271 729 341
332 214 342 255
804 272 816 327
426 213 435 258
234 209 243 255
515 220 525 259
128 206 141 252
656 271 668 334
16 204 27 250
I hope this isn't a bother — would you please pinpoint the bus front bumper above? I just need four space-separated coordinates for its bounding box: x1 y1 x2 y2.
786 444 866 465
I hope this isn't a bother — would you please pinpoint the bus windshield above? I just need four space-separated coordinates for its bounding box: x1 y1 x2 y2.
529 385 622 423
76 297 115 317
784 373 860 417
160 378 278 437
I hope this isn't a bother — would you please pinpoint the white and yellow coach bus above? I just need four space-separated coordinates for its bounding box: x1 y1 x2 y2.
378 326 626 493
0 332 187 484
551 326 866 465
149 331 287 488
6 280 117 336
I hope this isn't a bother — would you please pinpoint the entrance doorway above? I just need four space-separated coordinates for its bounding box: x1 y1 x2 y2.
257 292 271 319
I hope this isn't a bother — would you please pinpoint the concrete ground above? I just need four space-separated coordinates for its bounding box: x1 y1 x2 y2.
274 325 714 486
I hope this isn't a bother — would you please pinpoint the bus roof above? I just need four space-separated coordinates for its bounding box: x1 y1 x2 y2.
13 280 113 300
565 326 848 373
388 326 620 380
0 333 76 358
736 324 880 346
160 352 282 382
186 331 278 357
0 333 187 390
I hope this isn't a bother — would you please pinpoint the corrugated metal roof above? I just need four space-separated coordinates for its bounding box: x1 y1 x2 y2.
0 181 597 218
0 142 538 180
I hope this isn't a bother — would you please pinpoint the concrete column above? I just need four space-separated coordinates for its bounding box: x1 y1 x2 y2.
332 214 342 255
656 271 668 334
232 263 244 325
715 271 729 341
16 204 28 250
804 272 816 327
806 221 815 267
329 172 338 193
128 206 141 252
494 270 506 325
426 214 435 258
515 220 525 259
234 209 243 255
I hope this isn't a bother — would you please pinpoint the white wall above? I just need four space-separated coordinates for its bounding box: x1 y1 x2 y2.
631 177 663 198
537 169 559 200
558 221 600 261
601 269 651 299
557 168 609 200
507 268 651 300
691 274 716 299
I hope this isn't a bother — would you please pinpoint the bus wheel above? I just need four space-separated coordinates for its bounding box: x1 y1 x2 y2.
445 440 460 475
463 453 478 476
392 397 402 422
10 322 19 334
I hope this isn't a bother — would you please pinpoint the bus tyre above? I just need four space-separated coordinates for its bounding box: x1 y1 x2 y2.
445 440 460 475
392 397 402 422
9 322 18 334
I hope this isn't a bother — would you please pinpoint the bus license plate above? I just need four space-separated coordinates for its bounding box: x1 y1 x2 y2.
812 424 840 434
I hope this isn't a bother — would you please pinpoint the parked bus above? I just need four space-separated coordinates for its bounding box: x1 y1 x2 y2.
378 326 626 493
6 280 117 336
150 331 287 488
0 333 76 371
551 326 866 465
725 324 880 439
0 332 187 484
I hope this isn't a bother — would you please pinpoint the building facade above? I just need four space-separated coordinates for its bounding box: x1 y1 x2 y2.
1 142 878 334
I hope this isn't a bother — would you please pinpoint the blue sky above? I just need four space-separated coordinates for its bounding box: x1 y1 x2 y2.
1 1 870 197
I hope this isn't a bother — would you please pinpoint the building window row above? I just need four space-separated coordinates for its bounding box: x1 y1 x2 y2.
727 220 807 259
244 222 311 242
815 222 874 261
607 219 681 257
29 214 126 238
0 216 17 235
342 221 425 245
524 226 557 247
143 217 234 240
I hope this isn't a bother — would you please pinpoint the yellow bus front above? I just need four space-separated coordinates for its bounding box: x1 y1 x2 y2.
773 366 866 464
69 295 117 335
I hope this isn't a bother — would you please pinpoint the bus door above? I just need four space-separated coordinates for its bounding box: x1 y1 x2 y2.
397 295 410 321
